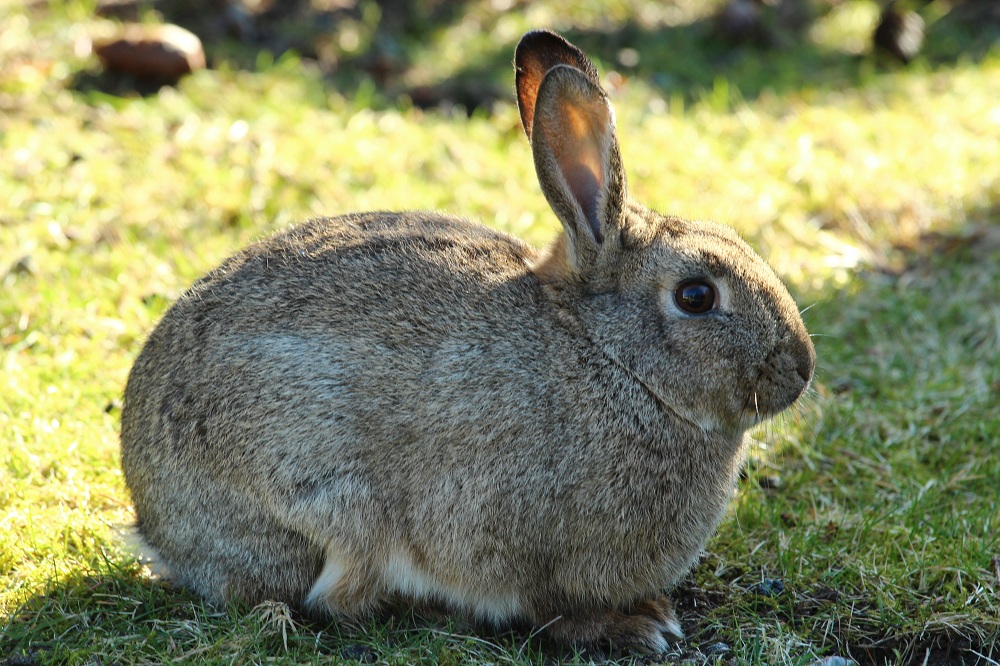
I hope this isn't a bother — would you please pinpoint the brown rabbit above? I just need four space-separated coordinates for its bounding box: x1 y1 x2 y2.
120 29 815 654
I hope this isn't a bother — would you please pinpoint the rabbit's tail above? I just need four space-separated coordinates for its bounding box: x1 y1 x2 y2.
117 524 174 580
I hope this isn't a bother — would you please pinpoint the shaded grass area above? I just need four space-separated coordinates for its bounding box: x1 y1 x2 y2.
3 0 1000 664
701 239 1000 663
81 0 1000 108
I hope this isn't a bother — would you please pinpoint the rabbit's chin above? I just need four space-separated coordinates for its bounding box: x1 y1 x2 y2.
738 409 780 429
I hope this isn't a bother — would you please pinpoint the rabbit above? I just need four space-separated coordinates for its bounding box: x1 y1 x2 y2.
120 29 816 654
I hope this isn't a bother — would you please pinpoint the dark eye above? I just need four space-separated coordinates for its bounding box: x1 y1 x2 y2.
674 280 717 314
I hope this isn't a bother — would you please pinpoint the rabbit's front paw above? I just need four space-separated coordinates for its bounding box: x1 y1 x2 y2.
542 594 683 654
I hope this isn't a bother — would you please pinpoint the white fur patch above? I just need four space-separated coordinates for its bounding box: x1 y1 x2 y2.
383 549 523 624
648 631 670 654
306 546 522 623
304 550 346 612
117 525 173 579
383 549 442 600
663 616 683 639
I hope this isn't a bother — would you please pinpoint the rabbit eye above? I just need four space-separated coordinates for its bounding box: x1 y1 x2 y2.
674 280 717 315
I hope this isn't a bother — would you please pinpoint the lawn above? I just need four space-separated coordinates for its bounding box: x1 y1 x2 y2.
2 0 999 664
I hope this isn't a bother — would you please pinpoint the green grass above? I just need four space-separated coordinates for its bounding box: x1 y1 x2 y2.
3 0 999 664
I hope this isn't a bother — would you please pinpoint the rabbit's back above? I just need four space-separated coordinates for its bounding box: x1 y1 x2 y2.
179 211 540 332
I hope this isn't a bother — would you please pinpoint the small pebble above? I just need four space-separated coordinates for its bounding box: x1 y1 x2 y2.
339 643 377 663
8 652 40 666
747 578 785 597
873 6 924 64
809 657 853 666
714 0 771 47
704 641 731 656
94 23 205 82
758 474 782 490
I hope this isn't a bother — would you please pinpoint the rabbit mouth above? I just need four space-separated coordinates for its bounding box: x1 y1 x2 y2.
742 332 815 424
741 371 811 426
740 394 786 426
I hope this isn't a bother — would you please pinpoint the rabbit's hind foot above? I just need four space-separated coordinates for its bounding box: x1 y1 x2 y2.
541 594 683 655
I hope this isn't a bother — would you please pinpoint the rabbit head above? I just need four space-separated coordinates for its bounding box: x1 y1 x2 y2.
516 30 815 434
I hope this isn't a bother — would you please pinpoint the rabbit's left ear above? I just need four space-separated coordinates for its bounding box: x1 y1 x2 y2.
515 30 601 140
517 32 627 273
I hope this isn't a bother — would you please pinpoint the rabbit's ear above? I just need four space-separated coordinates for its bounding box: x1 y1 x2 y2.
529 64 627 271
515 30 601 140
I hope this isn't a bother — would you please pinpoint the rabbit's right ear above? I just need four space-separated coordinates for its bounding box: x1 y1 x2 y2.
516 32 628 276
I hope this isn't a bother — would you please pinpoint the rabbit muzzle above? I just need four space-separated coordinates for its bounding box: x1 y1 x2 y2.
744 330 815 423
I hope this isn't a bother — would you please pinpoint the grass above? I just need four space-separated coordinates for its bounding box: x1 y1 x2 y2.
2 0 999 664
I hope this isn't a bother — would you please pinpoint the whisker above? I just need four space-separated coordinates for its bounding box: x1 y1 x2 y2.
799 302 819 316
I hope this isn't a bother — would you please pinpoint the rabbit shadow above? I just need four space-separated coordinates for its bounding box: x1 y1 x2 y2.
0 567 692 665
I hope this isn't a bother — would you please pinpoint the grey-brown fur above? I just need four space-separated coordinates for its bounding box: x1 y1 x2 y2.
121 30 815 654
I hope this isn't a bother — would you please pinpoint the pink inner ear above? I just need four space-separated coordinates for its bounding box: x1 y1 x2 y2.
564 163 603 243
555 100 607 243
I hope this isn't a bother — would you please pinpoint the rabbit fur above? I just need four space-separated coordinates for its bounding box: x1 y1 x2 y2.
120 29 815 654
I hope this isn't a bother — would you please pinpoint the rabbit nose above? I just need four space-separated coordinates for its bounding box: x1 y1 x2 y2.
796 354 813 384
795 334 817 387
761 329 815 406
